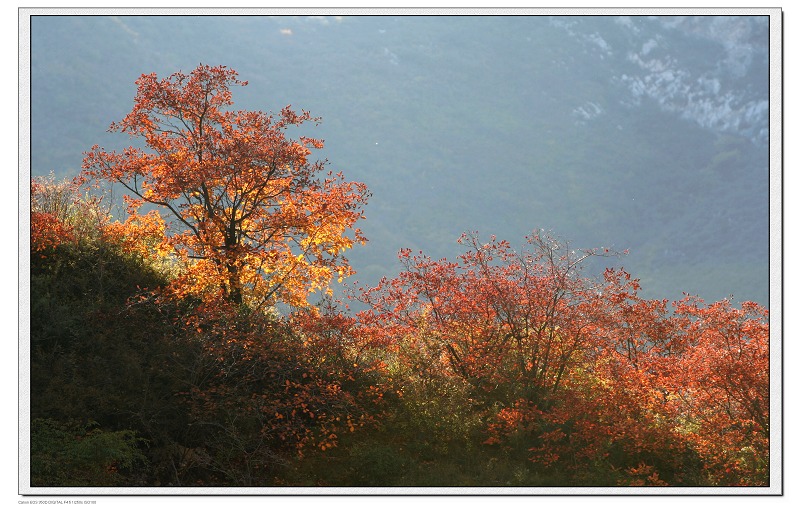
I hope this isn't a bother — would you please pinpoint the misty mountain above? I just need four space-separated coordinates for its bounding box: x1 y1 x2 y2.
27 14 772 306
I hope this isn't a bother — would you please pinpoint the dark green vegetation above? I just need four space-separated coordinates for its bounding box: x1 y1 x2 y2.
27 224 580 487
27 14 772 489
29 15 771 306
29 223 360 487
29 189 769 488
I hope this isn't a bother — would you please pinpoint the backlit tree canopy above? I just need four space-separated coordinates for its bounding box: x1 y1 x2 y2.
81 64 370 306
30 62 769 488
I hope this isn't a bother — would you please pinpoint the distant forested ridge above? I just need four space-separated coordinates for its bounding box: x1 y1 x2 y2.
27 41 773 487
29 15 771 306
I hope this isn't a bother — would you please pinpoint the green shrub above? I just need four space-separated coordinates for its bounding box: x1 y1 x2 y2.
30 419 148 486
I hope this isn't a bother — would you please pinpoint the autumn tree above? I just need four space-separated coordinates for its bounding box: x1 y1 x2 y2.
357 230 623 406
81 64 369 307
30 173 110 255
667 298 770 485
517 270 698 484
480 267 769 486
356 231 769 486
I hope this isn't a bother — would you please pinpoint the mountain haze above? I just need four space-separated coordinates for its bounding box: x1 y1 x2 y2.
28 14 772 306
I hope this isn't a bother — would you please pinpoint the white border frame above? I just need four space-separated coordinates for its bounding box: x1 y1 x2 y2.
18 7 783 497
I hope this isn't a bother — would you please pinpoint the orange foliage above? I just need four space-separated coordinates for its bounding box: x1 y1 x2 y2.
357 231 770 486
30 177 75 253
36 63 769 486
81 64 369 307
668 298 770 485
31 211 73 254
356 231 623 403
101 210 169 260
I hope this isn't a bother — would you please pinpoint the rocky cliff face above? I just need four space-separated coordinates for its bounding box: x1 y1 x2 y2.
552 16 770 145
